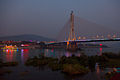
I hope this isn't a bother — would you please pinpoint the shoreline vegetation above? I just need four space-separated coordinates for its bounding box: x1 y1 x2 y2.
25 54 89 75
25 52 120 76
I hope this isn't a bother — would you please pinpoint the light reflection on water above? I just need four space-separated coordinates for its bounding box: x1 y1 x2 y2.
0 41 120 62
0 46 119 63
0 42 120 80
2 49 17 62
21 49 29 63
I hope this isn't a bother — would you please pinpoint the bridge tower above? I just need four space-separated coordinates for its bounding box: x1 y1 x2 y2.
69 11 76 41
67 11 78 51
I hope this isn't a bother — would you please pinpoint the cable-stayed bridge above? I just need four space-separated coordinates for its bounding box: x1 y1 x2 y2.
47 11 120 51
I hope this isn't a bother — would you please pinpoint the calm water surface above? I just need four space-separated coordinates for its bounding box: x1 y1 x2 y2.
0 42 120 80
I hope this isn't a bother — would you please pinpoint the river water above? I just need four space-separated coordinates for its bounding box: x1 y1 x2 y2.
0 42 120 80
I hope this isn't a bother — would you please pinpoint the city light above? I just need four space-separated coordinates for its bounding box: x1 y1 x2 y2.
2 45 18 50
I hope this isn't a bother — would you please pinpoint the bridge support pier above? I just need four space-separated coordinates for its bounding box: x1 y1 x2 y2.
67 41 78 51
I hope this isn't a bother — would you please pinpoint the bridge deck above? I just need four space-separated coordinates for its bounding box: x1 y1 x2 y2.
47 38 120 45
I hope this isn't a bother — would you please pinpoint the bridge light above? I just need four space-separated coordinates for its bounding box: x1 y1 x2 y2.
83 37 86 39
113 35 116 38
67 41 69 46
68 37 70 41
101 36 104 39
107 34 111 39
78 36 81 40
96 35 99 39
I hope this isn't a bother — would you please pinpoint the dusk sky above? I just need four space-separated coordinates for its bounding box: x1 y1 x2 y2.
0 0 120 39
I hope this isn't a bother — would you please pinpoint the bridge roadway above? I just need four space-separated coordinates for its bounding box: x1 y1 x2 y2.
48 38 120 45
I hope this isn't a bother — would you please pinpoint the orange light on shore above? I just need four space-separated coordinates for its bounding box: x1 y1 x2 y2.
2 45 18 50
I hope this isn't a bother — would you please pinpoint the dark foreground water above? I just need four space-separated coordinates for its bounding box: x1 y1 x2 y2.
0 42 120 80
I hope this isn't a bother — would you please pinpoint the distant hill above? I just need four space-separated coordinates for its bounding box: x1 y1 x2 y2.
0 34 54 41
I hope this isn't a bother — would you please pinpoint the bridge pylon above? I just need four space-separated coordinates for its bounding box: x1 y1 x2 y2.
67 11 78 51
68 11 76 41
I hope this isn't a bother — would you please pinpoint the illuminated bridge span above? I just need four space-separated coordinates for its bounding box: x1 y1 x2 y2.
50 11 120 50
48 38 120 45
56 11 119 41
